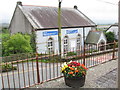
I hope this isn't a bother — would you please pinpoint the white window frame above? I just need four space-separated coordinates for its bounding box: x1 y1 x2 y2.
63 36 69 54
76 34 81 50
47 38 54 54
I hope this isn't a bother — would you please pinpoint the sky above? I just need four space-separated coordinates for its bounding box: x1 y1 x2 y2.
0 0 119 24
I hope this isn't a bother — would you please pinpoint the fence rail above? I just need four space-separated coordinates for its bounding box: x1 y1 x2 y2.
0 42 118 89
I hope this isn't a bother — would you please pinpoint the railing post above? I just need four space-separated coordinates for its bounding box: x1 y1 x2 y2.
112 41 116 59
36 52 40 83
83 27 85 65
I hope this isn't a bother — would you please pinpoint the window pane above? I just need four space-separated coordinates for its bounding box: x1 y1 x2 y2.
48 38 54 54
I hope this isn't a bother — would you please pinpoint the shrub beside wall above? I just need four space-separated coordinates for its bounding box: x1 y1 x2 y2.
2 28 35 56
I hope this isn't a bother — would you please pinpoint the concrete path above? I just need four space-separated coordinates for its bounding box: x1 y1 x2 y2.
30 59 118 88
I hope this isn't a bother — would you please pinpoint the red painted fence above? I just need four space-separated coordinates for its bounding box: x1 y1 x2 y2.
0 42 118 89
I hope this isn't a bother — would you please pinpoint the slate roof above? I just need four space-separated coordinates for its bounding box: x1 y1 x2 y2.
106 23 118 31
85 30 103 44
18 5 96 29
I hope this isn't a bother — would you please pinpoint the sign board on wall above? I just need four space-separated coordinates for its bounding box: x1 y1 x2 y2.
43 29 78 37
43 31 58 36
66 29 78 34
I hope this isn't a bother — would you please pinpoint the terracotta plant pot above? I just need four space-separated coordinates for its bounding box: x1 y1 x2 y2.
64 75 85 88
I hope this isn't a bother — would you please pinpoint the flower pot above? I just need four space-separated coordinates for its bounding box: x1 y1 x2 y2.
64 75 85 88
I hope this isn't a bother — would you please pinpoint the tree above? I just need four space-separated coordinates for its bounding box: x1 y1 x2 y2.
4 33 33 56
30 32 36 53
1 28 10 56
105 31 115 43
2 27 9 34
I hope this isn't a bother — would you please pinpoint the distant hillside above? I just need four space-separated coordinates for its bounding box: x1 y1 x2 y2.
0 23 9 28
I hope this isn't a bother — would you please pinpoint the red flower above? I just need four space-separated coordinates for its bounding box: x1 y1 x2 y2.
70 61 81 67
76 63 80 66
71 61 77 64
68 64 72 67
81 64 88 70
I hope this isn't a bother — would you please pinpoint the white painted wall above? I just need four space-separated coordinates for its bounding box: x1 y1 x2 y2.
36 29 58 54
97 32 107 50
36 27 91 54
98 32 107 44
107 26 118 39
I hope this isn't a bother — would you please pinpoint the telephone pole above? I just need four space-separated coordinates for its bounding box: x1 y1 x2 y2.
58 0 62 58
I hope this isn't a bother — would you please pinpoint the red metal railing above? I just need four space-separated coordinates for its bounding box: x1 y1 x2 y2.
0 42 118 89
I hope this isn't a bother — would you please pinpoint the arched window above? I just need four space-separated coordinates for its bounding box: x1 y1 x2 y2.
76 34 81 50
99 40 105 51
63 36 69 54
48 38 54 54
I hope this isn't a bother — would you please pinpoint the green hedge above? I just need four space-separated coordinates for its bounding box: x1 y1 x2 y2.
2 63 17 72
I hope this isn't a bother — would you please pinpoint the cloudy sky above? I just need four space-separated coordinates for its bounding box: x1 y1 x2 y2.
0 0 119 24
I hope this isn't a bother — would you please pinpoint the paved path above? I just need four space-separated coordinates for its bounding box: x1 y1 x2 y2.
95 68 117 88
30 59 118 88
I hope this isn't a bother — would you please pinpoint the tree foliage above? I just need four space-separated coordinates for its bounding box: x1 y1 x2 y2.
1 28 37 56
3 33 33 56
105 31 115 43
30 32 36 53
2 27 9 34
1 28 10 56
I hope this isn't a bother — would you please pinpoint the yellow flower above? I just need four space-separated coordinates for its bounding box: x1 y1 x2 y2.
61 62 69 72
61 67 66 72
64 64 68 68
61 62 68 68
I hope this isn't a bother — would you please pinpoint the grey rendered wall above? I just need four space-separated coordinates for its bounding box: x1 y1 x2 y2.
9 6 33 34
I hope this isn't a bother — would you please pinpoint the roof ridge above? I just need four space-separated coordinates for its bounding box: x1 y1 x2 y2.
15 4 96 29
23 5 74 9
23 5 57 8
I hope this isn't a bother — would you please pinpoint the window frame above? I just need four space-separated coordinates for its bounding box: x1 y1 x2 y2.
63 36 69 54
47 37 54 54
76 34 81 50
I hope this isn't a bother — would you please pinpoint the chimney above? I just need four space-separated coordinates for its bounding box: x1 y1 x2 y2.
74 5 78 9
17 1 22 6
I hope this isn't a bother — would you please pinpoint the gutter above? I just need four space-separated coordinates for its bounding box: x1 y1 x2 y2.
35 25 96 31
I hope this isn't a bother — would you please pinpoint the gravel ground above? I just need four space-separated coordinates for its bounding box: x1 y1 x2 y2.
30 59 118 88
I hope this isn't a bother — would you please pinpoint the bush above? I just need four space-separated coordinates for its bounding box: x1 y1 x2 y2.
1 28 10 56
30 32 36 53
2 53 36 62
86 49 98 53
67 52 77 56
105 32 115 43
1 28 36 56
3 33 33 56
2 63 17 72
